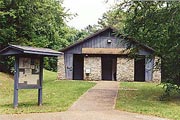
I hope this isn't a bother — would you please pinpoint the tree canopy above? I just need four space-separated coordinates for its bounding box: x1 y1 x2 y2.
0 0 71 49
98 5 126 33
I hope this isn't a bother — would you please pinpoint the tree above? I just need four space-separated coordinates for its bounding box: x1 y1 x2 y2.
0 0 71 72
98 4 126 33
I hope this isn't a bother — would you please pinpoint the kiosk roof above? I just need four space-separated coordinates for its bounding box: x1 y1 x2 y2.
0 44 62 56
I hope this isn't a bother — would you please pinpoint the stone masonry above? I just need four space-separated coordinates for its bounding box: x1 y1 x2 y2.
153 57 161 83
57 55 66 80
116 57 134 81
84 57 101 80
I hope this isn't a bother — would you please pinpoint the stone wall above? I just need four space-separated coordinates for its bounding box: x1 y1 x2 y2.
57 55 66 80
57 54 160 82
84 57 101 80
116 57 134 81
153 57 161 83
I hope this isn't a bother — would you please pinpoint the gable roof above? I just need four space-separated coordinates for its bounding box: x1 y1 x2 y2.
0 44 62 56
60 26 155 52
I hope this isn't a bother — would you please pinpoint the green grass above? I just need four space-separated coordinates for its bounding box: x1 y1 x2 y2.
116 82 180 120
0 70 95 114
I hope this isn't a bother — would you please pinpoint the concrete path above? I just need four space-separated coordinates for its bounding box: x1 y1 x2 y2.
69 81 118 111
0 111 168 120
0 81 168 120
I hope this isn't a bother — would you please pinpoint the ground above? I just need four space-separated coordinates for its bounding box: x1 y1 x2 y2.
0 71 179 120
116 82 180 120
0 81 168 120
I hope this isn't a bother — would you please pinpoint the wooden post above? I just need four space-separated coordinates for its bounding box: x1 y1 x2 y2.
38 57 43 106
14 56 19 108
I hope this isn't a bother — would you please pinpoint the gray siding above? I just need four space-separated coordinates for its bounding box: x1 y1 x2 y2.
64 53 73 79
139 48 152 55
65 36 128 54
145 58 154 81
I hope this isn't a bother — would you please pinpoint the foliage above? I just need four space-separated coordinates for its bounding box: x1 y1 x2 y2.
44 57 58 72
0 0 74 72
117 82 180 120
64 25 102 44
98 4 126 33
0 70 95 114
83 24 101 34
0 0 70 47
65 27 89 44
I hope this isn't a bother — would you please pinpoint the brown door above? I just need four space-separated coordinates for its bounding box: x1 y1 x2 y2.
102 55 117 81
73 54 84 80
134 58 145 82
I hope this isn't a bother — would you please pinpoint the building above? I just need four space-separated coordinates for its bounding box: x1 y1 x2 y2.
58 27 161 82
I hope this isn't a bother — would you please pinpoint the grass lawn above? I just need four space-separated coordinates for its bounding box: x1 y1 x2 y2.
0 70 95 114
116 82 180 120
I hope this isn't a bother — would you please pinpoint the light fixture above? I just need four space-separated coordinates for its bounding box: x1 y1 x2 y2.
107 39 112 44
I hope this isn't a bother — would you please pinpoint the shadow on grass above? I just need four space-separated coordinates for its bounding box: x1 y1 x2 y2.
1 102 51 108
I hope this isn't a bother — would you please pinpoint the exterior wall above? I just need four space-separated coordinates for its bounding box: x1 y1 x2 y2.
65 30 129 55
145 58 154 81
153 57 161 83
84 57 101 80
65 36 129 54
116 57 134 81
64 53 73 79
57 55 66 80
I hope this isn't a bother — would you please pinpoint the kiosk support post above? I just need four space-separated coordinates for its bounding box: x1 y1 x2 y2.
38 57 43 106
14 56 19 108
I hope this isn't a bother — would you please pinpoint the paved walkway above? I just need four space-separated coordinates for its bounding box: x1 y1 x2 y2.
0 81 168 120
69 81 118 111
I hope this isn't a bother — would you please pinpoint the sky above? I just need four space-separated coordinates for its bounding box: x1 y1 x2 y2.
63 0 116 30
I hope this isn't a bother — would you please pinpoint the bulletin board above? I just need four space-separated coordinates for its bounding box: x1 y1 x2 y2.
18 57 40 88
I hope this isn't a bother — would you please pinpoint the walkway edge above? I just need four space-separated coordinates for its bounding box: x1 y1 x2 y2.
113 82 119 109
68 81 97 111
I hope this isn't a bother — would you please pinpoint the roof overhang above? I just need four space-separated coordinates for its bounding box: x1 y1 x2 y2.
82 48 130 55
0 45 63 57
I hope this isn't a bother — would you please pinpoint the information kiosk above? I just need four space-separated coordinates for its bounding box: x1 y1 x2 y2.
0 44 62 108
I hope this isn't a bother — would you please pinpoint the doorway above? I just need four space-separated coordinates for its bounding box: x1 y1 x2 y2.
134 57 145 82
101 55 117 81
73 54 84 80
